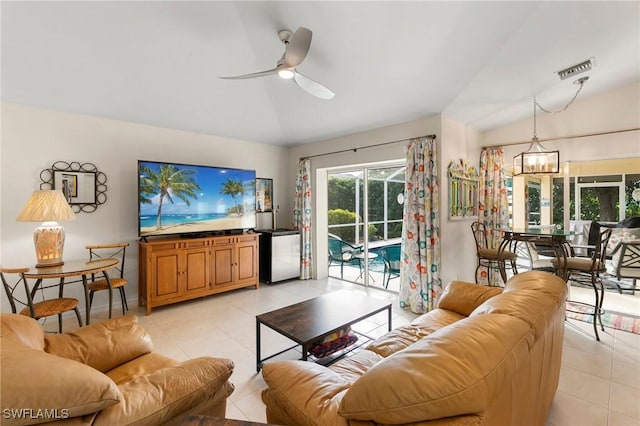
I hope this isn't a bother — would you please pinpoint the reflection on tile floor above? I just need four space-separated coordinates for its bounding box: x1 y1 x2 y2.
48 276 639 425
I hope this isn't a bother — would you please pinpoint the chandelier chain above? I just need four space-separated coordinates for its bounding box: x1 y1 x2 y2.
534 78 586 114
533 97 538 139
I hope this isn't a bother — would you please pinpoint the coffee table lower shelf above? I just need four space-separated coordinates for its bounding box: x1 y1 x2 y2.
257 330 374 369
256 290 392 372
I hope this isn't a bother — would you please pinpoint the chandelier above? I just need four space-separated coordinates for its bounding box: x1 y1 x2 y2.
513 97 559 174
513 74 589 175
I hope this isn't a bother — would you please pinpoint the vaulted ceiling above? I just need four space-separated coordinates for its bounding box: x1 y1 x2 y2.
2 1 638 146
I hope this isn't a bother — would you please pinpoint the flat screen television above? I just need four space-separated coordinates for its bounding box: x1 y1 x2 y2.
138 160 256 238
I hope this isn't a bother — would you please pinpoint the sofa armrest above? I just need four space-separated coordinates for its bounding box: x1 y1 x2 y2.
45 315 153 372
437 281 503 317
261 361 350 426
93 357 234 426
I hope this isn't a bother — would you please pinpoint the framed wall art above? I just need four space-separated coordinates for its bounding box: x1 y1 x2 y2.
256 178 273 212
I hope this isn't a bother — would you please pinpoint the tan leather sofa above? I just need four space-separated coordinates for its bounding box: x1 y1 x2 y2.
261 271 567 426
1 314 234 425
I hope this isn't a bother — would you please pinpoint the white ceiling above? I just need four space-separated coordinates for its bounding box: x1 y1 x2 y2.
2 1 639 146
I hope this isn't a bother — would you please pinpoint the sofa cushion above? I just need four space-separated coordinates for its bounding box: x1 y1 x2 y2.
366 309 465 358
329 349 384 384
261 361 350 426
437 281 503 316
607 227 640 253
1 345 121 425
338 314 532 424
106 352 177 385
45 315 153 373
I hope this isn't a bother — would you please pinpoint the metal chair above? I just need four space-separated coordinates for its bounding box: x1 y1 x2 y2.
87 242 129 318
471 221 518 286
328 237 362 279
374 244 401 289
552 228 612 341
1 266 82 333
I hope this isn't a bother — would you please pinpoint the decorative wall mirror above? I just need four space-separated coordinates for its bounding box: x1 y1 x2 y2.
40 161 107 213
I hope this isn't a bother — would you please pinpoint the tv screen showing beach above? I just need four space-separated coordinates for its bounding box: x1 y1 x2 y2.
138 161 256 237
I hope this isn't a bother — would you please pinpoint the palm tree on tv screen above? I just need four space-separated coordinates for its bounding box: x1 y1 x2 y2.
139 164 201 230
221 178 246 215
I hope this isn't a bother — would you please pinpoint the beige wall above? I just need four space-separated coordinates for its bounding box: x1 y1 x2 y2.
0 103 289 314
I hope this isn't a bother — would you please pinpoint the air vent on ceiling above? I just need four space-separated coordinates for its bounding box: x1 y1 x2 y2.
557 58 594 80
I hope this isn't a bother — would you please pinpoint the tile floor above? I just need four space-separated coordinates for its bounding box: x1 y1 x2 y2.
48 276 639 425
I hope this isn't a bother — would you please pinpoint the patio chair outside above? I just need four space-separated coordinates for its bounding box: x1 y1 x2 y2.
328 237 363 279
374 244 401 289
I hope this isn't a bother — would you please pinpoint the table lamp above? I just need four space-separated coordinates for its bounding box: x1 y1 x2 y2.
17 190 76 267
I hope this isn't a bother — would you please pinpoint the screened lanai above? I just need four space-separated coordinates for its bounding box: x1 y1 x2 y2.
327 163 406 292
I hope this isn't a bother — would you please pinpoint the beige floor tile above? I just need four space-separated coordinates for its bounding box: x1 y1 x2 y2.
609 382 640 420
609 409 640 426
611 355 640 389
232 390 268 423
561 344 612 381
547 390 610 426
558 366 611 408
224 401 248 421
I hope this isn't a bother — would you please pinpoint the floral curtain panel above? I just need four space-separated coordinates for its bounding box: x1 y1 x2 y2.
478 148 509 285
399 136 441 314
294 159 313 279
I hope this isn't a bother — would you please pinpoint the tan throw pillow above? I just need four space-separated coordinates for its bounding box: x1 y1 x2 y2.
45 315 153 373
1 346 121 425
437 281 502 316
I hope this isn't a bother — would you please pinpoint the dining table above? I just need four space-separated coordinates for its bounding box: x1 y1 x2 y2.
22 258 119 326
497 227 576 281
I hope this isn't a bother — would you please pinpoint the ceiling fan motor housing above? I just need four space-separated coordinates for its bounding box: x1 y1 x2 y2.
278 29 293 44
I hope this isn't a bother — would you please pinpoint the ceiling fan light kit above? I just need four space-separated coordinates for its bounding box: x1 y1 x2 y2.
219 27 335 100
278 69 295 79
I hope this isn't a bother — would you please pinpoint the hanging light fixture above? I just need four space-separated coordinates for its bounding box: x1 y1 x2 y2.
513 97 560 174
513 73 589 175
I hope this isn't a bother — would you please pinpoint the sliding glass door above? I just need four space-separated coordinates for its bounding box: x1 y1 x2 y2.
327 162 405 291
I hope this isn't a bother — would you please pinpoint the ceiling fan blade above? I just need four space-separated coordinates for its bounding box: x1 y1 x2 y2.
293 72 335 100
284 27 312 67
219 68 278 80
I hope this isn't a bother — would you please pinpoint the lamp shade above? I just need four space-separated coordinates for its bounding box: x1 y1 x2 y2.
17 190 76 222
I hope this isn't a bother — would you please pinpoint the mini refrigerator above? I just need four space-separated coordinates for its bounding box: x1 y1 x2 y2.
258 229 301 284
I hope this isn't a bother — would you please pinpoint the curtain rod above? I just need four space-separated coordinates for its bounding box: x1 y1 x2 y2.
301 134 436 161
482 127 639 149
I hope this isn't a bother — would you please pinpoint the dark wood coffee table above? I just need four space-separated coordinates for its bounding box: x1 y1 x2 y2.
256 289 392 371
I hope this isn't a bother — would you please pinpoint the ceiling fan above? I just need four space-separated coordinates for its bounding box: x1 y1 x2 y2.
220 27 335 100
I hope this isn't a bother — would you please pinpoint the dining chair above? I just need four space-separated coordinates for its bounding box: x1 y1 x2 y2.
86 242 129 318
471 221 518 286
1 266 82 333
551 228 612 341
328 237 363 279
